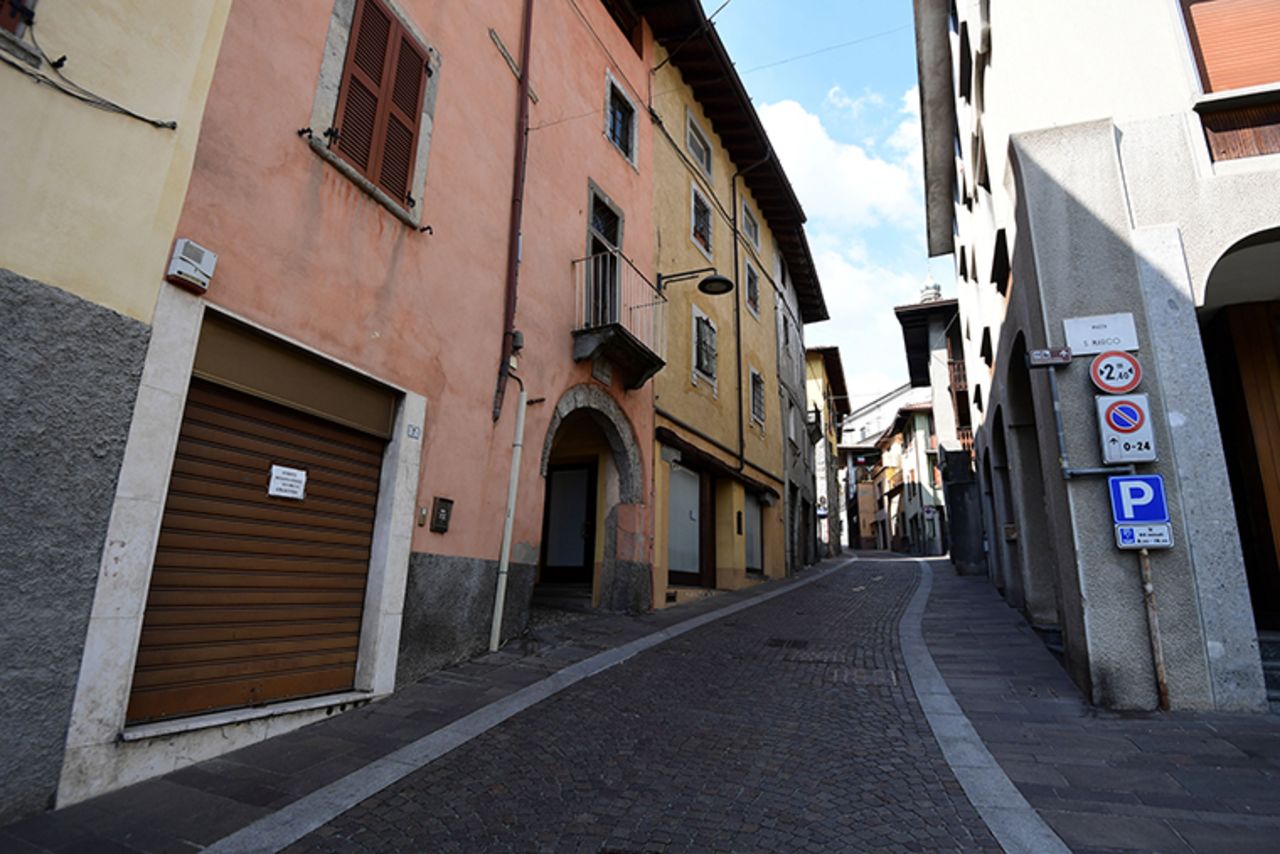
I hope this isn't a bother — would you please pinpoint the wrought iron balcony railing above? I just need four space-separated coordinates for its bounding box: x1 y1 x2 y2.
571 249 666 388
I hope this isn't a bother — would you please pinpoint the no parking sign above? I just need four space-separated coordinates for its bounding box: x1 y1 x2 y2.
1096 394 1157 464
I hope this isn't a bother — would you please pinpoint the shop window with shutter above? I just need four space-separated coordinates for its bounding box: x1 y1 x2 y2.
309 0 439 225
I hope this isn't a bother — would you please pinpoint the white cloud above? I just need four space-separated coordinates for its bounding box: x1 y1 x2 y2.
760 87 937 403
825 85 884 118
758 97 922 231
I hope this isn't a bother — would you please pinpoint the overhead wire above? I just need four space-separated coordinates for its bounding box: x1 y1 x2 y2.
1 21 177 128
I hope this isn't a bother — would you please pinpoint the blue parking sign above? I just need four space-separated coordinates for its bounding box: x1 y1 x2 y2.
1108 475 1169 524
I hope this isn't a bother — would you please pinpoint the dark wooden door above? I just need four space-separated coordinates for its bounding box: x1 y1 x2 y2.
1204 302 1280 629
540 463 597 584
126 379 384 724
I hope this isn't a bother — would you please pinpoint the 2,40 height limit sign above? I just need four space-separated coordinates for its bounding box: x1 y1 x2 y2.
1090 350 1142 394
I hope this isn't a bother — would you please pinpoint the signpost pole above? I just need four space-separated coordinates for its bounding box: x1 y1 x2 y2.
1137 548 1170 711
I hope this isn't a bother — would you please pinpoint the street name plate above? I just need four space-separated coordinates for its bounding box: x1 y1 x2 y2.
1115 523 1173 550
1063 313 1138 355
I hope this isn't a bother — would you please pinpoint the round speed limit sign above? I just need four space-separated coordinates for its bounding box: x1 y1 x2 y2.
1090 350 1142 394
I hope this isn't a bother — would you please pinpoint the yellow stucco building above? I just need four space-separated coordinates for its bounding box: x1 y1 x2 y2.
647 22 825 607
0 0 230 823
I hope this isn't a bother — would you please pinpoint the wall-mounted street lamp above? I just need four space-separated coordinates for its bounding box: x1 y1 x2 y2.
656 266 734 296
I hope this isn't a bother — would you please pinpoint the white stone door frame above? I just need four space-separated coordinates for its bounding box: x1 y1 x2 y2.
57 285 425 805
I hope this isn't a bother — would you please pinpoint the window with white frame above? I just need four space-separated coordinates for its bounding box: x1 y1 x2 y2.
745 263 760 316
742 203 760 249
686 113 712 176
693 307 717 382
690 184 713 258
788 401 799 446
605 76 636 162
750 368 766 424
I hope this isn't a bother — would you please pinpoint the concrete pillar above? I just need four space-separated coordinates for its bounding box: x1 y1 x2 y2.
1009 120 1264 709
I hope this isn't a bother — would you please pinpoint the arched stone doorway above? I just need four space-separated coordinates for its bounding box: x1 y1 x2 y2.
535 385 650 614
1200 226 1280 632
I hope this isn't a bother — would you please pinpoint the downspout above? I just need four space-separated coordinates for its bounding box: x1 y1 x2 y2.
730 147 772 470
492 0 535 421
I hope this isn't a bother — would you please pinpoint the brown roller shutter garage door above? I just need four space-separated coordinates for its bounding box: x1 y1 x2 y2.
126 378 388 724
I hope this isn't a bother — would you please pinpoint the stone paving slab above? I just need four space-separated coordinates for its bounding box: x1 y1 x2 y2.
922 558 1280 853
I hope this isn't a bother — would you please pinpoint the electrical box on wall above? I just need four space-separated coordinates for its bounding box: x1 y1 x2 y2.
166 238 217 293
429 497 454 533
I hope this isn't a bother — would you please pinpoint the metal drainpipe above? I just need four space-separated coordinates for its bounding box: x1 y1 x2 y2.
489 377 528 652
730 147 772 471
491 0 535 422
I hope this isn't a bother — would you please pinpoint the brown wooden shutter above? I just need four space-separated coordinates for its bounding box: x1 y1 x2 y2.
126 379 385 724
378 33 427 202
1184 0 1280 92
332 0 427 208
334 0 392 175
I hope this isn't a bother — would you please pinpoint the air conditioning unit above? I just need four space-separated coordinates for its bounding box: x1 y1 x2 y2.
166 238 217 293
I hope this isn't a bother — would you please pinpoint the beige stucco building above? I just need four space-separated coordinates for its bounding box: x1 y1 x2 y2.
648 11 826 603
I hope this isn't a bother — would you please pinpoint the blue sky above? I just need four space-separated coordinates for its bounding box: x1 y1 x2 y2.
704 0 952 405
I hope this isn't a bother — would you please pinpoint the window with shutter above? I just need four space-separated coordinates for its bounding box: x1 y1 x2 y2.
331 0 429 210
691 185 713 257
746 264 760 315
694 314 717 380
750 370 765 424
1183 0 1280 92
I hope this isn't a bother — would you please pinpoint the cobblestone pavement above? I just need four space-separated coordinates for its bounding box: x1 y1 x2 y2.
286 561 997 853
924 559 1280 854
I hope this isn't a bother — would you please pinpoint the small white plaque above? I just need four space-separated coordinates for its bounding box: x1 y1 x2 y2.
1115 523 1173 550
1063 313 1138 355
268 464 307 500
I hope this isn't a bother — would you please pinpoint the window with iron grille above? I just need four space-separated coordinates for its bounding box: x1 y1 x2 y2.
330 0 431 212
606 80 636 161
745 263 760 315
691 185 712 257
742 204 760 248
687 114 712 176
694 313 717 380
750 370 766 424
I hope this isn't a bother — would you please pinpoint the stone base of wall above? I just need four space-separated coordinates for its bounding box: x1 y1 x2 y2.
0 269 150 823
396 553 536 686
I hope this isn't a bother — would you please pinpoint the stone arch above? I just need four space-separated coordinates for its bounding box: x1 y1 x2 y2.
536 384 649 613
1201 225 1280 313
540 384 642 504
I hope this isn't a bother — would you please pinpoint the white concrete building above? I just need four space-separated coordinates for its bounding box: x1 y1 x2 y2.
913 0 1280 711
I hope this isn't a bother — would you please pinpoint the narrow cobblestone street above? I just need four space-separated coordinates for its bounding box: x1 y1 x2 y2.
6 555 1280 853
287 559 993 853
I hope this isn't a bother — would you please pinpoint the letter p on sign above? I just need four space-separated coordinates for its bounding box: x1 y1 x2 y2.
1108 475 1169 524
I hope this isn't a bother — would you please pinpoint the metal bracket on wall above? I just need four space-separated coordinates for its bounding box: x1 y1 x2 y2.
1026 348 1136 481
